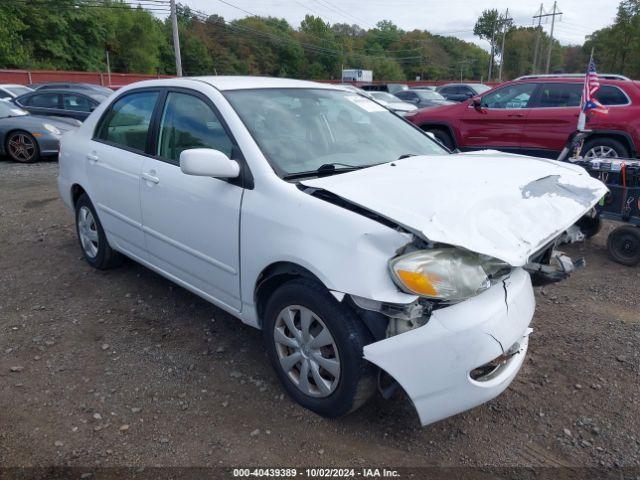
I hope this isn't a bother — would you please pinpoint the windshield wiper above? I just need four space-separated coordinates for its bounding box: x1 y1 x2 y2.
282 162 370 180
397 153 417 159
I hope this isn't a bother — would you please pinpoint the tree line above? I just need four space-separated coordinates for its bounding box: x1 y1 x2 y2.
1 0 638 81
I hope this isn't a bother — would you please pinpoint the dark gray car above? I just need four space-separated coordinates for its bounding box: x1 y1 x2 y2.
0 101 79 163
436 83 492 102
34 82 114 95
394 89 456 108
13 89 109 121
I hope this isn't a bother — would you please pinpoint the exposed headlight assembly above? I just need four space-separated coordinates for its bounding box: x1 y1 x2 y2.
43 123 61 135
389 249 508 301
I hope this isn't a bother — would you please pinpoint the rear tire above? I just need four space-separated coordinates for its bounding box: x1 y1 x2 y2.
424 127 455 150
75 193 123 269
6 131 40 163
263 278 376 418
607 225 640 266
581 137 629 159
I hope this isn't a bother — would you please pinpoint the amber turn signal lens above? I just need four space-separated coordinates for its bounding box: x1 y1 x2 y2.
396 270 439 296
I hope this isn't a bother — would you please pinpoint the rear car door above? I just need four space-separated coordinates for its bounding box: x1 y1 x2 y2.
63 93 97 120
459 83 536 150
140 89 243 311
523 82 583 156
17 92 64 118
88 89 161 260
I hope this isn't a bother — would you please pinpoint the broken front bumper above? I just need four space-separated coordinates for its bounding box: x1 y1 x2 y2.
363 267 534 426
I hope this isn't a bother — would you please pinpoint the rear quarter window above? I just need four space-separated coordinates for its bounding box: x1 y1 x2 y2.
595 86 629 106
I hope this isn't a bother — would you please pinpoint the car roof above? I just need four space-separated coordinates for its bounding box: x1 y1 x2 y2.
19 89 108 101
506 76 632 87
439 83 487 88
0 84 29 88
192 76 340 91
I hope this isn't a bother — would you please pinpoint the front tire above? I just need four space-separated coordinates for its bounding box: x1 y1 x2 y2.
576 214 602 239
6 131 40 163
581 137 629 159
424 127 454 150
263 278 376 418
75 194 123 269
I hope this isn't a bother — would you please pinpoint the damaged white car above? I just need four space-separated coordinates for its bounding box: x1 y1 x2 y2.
58 77 607 425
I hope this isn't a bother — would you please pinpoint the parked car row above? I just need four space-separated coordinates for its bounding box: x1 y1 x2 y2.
0 100 79 163
4 74 640 166
0 82 115 162
404 74 640 160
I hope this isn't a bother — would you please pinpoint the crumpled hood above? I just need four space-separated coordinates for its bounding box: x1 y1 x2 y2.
301 151 608 266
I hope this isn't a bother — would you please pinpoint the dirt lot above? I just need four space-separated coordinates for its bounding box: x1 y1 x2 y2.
1 159 639 471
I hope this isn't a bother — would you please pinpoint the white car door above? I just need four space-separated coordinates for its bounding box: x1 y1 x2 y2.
140 89 243 311
88 89 161 260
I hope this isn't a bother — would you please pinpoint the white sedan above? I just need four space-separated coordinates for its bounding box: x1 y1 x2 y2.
58 76 606 425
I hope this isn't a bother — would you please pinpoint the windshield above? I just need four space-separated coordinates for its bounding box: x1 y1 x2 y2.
5 86 33 97
473 84 492 94
0 101 28 118
416 90 446 101
370 92 399 102
224 88 447 177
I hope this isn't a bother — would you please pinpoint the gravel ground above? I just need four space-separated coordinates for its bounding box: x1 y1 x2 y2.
1 160 639 472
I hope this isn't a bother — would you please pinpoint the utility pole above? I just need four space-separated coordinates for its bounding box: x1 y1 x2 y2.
487 19 496 81
532 4 544 73
458 59 474 82
498 8 512 82
105 50 111 88
545 1 561 73
170 0 182 76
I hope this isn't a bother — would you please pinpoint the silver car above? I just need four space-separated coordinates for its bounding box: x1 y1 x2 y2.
0 100 79 163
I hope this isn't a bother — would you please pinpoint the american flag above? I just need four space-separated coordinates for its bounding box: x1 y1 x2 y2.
582 58 608 116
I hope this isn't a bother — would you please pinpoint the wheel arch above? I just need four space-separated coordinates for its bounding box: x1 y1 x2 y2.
71 183 87 206
585 130 637 157
254 261 329 327
417 122 458 148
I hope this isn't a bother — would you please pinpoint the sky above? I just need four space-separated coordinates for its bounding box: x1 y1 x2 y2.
179 0 620 50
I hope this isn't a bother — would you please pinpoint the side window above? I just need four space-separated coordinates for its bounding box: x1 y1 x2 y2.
97 90 159 152
157 92 234 164
535 83 582 108
64 94 94 112
0 91 10 100
23 93 61 108
482 83 537 109
395 91 409 100
595 86 629 106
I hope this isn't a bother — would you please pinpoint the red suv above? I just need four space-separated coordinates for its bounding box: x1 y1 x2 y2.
405 74 640 159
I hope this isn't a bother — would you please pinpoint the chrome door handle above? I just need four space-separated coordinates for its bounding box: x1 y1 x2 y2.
141 172 160 184
86 153 99 162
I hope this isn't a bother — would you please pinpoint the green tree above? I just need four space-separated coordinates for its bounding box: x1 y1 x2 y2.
0 3 28 67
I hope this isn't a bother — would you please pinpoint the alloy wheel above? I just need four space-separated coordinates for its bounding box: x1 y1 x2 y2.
584 145 619 159
77 206 99 258
7 133 36 162
273 305 341 398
